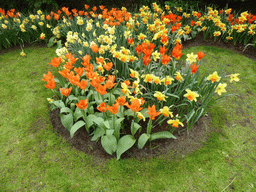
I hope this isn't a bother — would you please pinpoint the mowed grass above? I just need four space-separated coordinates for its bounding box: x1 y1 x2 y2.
0 45 256 191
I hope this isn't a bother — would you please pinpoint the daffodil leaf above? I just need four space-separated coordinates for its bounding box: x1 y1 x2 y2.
185 109 195 122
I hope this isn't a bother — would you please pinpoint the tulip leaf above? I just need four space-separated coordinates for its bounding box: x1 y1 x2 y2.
138 133 150 149
60 113 73 131
150 131 176 141
101 135 117 155
70 120 85 138
116 135 136 160
131 121 141 135
91 127 105 141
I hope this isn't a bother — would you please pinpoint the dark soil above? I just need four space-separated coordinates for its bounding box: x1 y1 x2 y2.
49 31 256 161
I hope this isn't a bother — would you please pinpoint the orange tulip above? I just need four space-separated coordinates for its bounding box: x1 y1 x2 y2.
60 87 72 97
42 71 54 82
95 84 107 95
78 79 88 90
103 62 113 71
97 102 107 112
190 63 199 74
161 54 171 65
115 95 127 106
48 57 61 68
107 102 119 114
197 51 206 61
76 99 88 110
91 44 100 53
126 99 143 112
146 105 161 120
44 79 56 89
172 43 183 60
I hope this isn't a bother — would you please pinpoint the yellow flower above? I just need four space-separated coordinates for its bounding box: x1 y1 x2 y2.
137 112 146 121
152 51 160 61
230 73 239 83
77 19 84 25
175 71 183 82
38 22 44 26
215 83 227 95
167 119 184 128
161 76 174 85
184 89 199 102
121 83 131 95
37 10 42 15
213 31 221 36
129 68 139 78
160 106 173 117
143 74 153 83
138 33 146 40
152 75 161 85
154 91 167 101
20 51 26 57
207 71 221 83
47 98 54 102
186 52 198 63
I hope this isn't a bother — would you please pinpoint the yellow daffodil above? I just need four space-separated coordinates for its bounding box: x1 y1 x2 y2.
137 112 146 121
161 76 174 85
186 52 198 63
175 71 183 82
207 71 221 83
154 91 167 101
160 106 173 117
230 73 240 83
215 83 227 95
167 119 184 128
20 51 26 57
184 89 199 102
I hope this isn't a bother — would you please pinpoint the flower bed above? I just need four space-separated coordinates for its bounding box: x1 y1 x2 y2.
1 3 245 159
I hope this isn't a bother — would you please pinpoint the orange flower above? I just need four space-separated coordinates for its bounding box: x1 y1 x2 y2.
97 102 107 112
103 62 113 71
128 36 134 45
48 57 61 68
160 46 167 55
105 80 116 89
42 71 54 82
96 57 104 64
92 6 97 12
190 63 199 74
60 87 72 97
161 35 169 45
107 102 119 114
191 20 195 26
126 99 143 112
95 84 107 95
84 5 89 9
115 95 127 106
142 55 151 66
161 54 171 65
123 80 130 86
81 55 91 67
44 79 56 89
74 67 85 76
76 99 88 110
46 15 51 20
172 43 183 60
147 105 161 120
78 79 88 90
91 44 100 53
197 51 206 61
58 69 70 78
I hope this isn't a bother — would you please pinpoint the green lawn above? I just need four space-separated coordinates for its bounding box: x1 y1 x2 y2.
0 45 255 191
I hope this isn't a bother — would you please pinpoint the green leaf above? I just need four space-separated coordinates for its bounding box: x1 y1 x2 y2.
92 117 105 129
70 120 85 138
131 121 141 135
47 36 55 47
124 109 134 117
106 129 114 135
104 120 110 129
91 127 105 141
185 109 195 122
60 107 73 114
67 95 79 102
166 93 180 99
116 135 136 160
84 114 96 132
101 135 117 155
57 40 62 49
150 131 176 141
60 113 73 131
74 107 83 121
138 133 150 149
52 100 65 109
